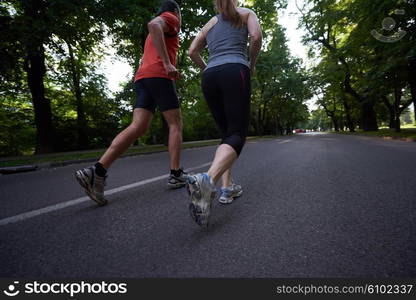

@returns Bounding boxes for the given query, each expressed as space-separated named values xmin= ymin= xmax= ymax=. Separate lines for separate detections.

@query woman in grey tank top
xmin=186 ymin=0 xmax=262 ymax=227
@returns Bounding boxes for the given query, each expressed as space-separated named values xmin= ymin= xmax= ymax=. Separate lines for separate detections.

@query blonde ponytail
xmin=215 ymin=0 xmax=243 ymax=28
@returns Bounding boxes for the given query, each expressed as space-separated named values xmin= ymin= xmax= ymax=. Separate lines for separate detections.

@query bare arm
xmin=189 ymin=17 xmax=217 ymax=70
xmin=247 ymin=10 xmax=262 ymax=73
xmin=189 ymin=31 xmax=207 ymax=70
xmin=148 ymin=16 xmax=179 ymax=78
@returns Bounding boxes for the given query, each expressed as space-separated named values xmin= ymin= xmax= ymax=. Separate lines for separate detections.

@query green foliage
xmin=299 ymin=0 xmax=416 ymax=132
xmin=306 ymin=108 xmax=332 ymax=131
xmin=1 ymin=0 xmax=314 ymax=157
xmin=252 ymin=24 xmax=311 ymax=134
xmin=0 ymin=97 xmax=36 ymax=156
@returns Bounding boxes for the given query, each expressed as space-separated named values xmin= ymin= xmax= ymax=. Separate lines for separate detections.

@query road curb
xmin=0 ymin=136 xmax=270 ymax=175
xmin=0 ymin=145 xmax=217 ymax=175
xmin=0 ymin=149 xmax=173 ymax=175
xmin=0 ymin=165 xmax=38 ymax=175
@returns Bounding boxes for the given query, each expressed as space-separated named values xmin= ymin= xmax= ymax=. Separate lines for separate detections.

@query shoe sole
xmin=186 ymin=176 xmax=216 ymax=228
xmin=167 ymin=181 xmax=186 ymax=189
xmin=75 ymin=171 xmax=107 ymax=206
xmin=189 ymin=203 xmax=207 ymax=227
xmin=218 ymin=189 xmax=243 ymax=204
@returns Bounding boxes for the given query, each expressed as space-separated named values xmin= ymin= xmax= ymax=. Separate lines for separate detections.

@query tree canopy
xmin=2 ymin=0 xmax=413 ymax=157
xmin=297 ymin=0 xmax=416 ymax=132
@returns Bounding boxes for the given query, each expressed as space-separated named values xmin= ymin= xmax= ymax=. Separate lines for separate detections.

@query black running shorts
xmin=134 ymin=78 xmax=180 ymax=113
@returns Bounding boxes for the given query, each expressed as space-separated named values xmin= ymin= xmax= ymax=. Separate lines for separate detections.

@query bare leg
xmin=207 ymin=144 xmax=237 ymax=184
xmin=99 ymin=108 xmax=153 ymax=169
xmin=162 ymin=108 xmax=183 ymax=170
xmin=221 ymin=168 xmax=233 ymax=188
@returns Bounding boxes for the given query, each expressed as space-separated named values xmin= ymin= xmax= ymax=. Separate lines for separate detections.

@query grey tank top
xmin=205 ymin=14 xmax=249 ymax=70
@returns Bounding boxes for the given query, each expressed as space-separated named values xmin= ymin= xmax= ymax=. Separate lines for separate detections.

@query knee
xmin=130 ymin=120 xmax=150 ymax=135
xmin=168 ymin=120 xmax=182 ymax=134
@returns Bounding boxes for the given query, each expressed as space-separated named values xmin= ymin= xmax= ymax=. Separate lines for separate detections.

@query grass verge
xmin=0 ymin=136 xmax=274 ymax=168
xmin=335 ymin=128 xmax=416 ymax=141
xmin=0 ymin=140 xmax=219 ymax=168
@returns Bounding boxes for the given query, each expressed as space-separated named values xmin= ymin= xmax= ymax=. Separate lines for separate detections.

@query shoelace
xmin=221 ymin=189 xmax=232 ymax=197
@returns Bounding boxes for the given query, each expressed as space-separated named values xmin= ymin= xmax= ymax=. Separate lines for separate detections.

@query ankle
xmin=170 ymin=169 xmax=182 ymax=177
xmin=205 ymin=173 xmax=216 ymax=186
xmin=94 ymin=162 xmax=107 ymax=177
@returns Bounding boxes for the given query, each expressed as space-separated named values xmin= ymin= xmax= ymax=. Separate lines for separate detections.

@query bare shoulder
xmin=236 ymin=7 xmax=256 ymax=22
xmin=237 ymin=7 xmax=254 ymax=14
xmin=208 ymin=16 xmax=219 ymax=25
xmin=202 ymin=16 xmax=219 ymax=33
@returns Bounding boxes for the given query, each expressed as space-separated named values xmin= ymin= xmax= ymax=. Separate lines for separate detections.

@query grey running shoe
xmin=186 ymin=173 xmax=217 ymax=227
xmin=168 ymin=168 xmax=188 ymax=189
xmin=75 ymin=166 xmax=107 ymax=206
xmin=219 ymin=183 xmax=243 ymax=204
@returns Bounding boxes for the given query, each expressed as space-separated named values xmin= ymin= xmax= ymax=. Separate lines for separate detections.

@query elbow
xmin=188 ymin=47 xmax=198 ymax=59
xmin=252 ymin=34 xmax=262 ymax=46
xmin=250 ymin=28 xmax=263 ymax=44
xmin=188 ymin=48 xmax=195 ymax=58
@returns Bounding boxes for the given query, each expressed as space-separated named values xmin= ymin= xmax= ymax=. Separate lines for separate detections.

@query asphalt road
xmin=0 ymin=133 xmax=415 ymax=278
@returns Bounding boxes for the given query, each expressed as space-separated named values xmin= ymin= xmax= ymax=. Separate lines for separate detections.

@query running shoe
xmin=186 ymin=173 xmax=217 ymax=227
xmin=167 ymin=168 xmax=188 ymax=188
xmin=75 ymin=166 xmax=107 ymax=206
xmin=219 ymin=183 xmax=243 ymax=204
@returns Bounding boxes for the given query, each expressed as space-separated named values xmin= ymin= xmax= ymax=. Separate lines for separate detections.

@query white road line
xmin=277 ymin=140 xmax=292 ymax=144
xmin=0 ymin=162 xmax=212 ymax=226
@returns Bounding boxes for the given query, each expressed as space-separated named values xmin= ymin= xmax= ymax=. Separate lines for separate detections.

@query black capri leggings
xmin=202 ymin=63 xmax=251 ymax=156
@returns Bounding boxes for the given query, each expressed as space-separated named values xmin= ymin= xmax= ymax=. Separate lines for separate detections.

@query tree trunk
xmin=321 ymin=104 xmax=339 ymax=132
xmin=361 ymin=102 xmax=378 ymax=131
xmin=389 ymin=115 xmax=395 ymax=129
xmin=333 ymin=118 xmax=339 ymax=132
xmin=393 ymin=84 xmax=403 ymax=133
xmin=26 ymin=50 xmax=54 ymax=154
xmin=334 ymin=49 xmax=378 ymax=131
xmin=275 ymin=117 xmax=282 ymax=135
xmin=276 ymin=117 xmax=284 ymax=135
xmin=261 ymin=104 xmax=268 ymax=133
xmin=346 ymin=84 xmax=378 ymax=131
xmin=342 ymin=96 xmax=355 ymax=132
xmin=408 ymin=57 xmax=416 ymax=124
xmin=67 ymin=41 xmax=88 ymax=149
xmin=327 ymin=114 xmax=337 ymax=131
xmin=23 ymin=0 xmax=54 ymax=154
xmin=414 ymin=100 xmax=416 ymax=125
xmin=257 ymin=107 xmax=262 ymax=135
xmin=382 ymin=96 xmax=395 ymax=129
xmin=394 ymin=115 xmax=401 ymax=133
xmin=252 ymin=112 xmax=260 ymax=136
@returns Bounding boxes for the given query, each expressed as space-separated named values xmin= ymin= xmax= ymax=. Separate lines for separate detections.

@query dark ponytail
xmin=157 ymin=0 xmax=180 ymax=16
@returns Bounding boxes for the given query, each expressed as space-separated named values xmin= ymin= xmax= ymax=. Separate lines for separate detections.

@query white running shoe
xmin=219 ymin=183 xmax=243 ymax=204
xmin=167 ymin=168 xmax=188 ymax=189
xmin=75 ymin=166 xmax=107 ymax=206
xmin=186 ymin=173 xmax=217 ymax=227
